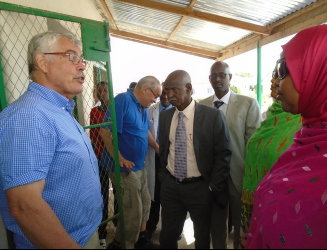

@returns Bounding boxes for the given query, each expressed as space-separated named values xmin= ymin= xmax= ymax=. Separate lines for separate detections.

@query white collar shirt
xmin=212 ymin=89 xmax=231 ymax=117
xmin=167 ymin=99 xmax=201 ymax=178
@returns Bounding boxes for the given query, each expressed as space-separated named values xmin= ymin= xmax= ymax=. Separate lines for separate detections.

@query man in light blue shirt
xmin=0 ymin=31 xmax=102 ymax=249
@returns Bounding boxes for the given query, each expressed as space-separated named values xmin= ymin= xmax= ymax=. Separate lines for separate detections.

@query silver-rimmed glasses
xmin=44 ymin=52 xmax=87 ymax=66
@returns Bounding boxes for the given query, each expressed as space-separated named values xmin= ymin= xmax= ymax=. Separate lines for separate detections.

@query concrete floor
xmin=150 ymin=212 xmax=234 ymax=249
xmin=105 ymin=187 xmax=234 ymax=249
xmin=106 ymin=212 xmax=235 ymax=249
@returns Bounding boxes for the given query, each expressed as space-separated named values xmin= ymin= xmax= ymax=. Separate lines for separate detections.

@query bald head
xmin=210 ymin=61 xmax=230 ymax=74
xmin=133 ymin=75 xmax=162 ymax=108
xmin=209 ymin=61 xmax=232 ymax=99
xmin=164 ymin=70 xmax=193 ymax=111
xmin=166 ymin=70 xmax=192 ymax=87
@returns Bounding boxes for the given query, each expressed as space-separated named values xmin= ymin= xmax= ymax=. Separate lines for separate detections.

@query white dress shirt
xmin=212 ymin=89 xmax=231 ymax=116
xmin=167 ymin=99 xmax=201 ymax=178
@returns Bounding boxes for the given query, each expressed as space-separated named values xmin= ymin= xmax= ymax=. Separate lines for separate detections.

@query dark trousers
xmin=159 ymin=170 xmax=214 ymax=249
xmin=98 ymin=164 xmax=110 ymax=239
xmin=146 ymin=154 xmax=161 ymax=232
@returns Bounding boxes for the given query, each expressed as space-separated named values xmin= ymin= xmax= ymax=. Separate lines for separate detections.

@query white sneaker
xmin=99 ymin=239 xmax=107 ymax=249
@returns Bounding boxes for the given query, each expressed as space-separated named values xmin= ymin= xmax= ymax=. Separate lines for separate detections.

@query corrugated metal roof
xmin=109 ymin=1 xmax=180 ymax=34
xmin=193 ymin=0 xmax=318 ymax=26
xmin=172 ymin=17 xmax=252 ymax=47
xmin=97 ymin=0 xmax=324 ymax=58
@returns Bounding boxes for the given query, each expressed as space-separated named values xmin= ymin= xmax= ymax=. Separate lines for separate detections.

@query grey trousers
xmin=110 ymin=168 xmax=151 ymax=249
xmin=0 ymin=214 xmax=9 ymax=249
xmin=83 ymin=230 xmax=101 ymax=249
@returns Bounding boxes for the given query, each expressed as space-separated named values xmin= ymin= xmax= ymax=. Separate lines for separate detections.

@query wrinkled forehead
xmin=164 ymin=80 xmax=184 ymax=90
xmin=54 ymin=37 xmax=83 ymax=55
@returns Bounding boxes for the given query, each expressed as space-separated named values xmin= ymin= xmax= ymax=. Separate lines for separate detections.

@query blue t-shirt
xmin=101 ymin=89 xmax=150 ymax=171
xmin=0 ymin=82 xmax=103 ymax=249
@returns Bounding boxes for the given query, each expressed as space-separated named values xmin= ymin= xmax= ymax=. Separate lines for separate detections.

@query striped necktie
xmin=174 ymin=112 xmax=187 ymax=181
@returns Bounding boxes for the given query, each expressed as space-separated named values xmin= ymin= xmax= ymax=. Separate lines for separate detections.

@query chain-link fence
xmin=0 ymin=5 xmax=123 ymax=247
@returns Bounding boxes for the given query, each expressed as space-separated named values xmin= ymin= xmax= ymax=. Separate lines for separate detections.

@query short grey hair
xmin=136 ymin=76 xmax=160 ymax=90
xmin=27 ymin=31 xmax=82 ymax=79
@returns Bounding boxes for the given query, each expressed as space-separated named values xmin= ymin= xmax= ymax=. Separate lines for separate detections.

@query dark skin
xmin=97 ymin=84 xmax=110 ymax=112
xmin=209 ymin=61 xmax=232 ymax=99
xmin=160 ymin=89 xmax=171 ymax=108
xmin=276 ymin=52 xmax=299 ymax=114
xmin=164 ymin=70 xmax=193 ymax=111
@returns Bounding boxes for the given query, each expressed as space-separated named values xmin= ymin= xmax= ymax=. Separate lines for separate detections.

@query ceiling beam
xmin=100 ymin=0 xmax=118 ymax=30
xmin=114 ymin=0 xmax=270 ymax=35
xmin=167 ymin=0 xmax=197 ymax=41
xmin=167 ymin=16 xmax=186 ymax=41
xmin=109 ymin=29 xmax=221 ymax=59
xmin=218 ymin=1 xmax=327 ymax=60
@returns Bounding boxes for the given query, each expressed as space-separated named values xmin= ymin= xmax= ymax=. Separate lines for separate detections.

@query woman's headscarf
xmin=282 ymin=24 xmax=327 ymax=125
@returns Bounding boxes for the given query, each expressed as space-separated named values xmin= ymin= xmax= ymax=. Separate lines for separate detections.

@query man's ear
xmin=186 ymin=83 xmax=193 ymax=94
xmin=141 ymin=85 xmax=148 ymax=94
xmin=229 ymin=74 xmax=233 ymax=81
xmin=35 ymin=52 xmax=48 ymax=73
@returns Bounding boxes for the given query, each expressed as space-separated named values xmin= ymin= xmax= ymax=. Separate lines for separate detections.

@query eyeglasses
xmin=43 ymin=52 xmax=87 ymax=66
xmin=277 ymin=57 xmax=289 ymax=80
xmin=272 ymin=59 xmax=278 ymax=79
xmin=148 ymin=88 xmax=160 ymax=100
xmin=209 ymin=73 xmax=229 ymax=80
xmin=272 ymin=68 xmax=279 ymax=79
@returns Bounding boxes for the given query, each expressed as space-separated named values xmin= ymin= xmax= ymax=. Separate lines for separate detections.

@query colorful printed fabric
xmin=246 ymin=25 xmax=327 ymax=249
xmin=240 ymin=100 xmax=301 ymax=247
xmin=246 ymin=121 xmax=327 ymax=249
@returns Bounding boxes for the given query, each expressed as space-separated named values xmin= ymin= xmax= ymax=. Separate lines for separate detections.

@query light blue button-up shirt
xmin=0 ymin=82 xmax=103 ymax=249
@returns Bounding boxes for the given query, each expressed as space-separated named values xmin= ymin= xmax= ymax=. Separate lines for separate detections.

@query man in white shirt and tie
xmin=200 ymin=61 xmax=261 ymax=249
xmin=159 ymin=70 xmax=231 ymax=249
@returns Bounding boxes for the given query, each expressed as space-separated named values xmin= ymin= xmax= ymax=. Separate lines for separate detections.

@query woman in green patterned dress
xmin=240 ymin=62 xmax=302 ymax=248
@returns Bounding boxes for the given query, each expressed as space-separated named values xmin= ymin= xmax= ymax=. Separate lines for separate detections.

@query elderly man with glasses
xmin=0 ymin=31 xmax=103 ymax=249
xmin=99 ymin=76 xmax=162 ymax=249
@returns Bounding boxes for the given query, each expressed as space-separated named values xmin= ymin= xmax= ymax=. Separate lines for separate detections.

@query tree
xmin=230 ymin=85 xmax=242 ymax=94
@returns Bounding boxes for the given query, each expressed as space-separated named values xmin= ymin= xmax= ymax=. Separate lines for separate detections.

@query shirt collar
xmin=127 ymin=88 xmax=141 ymax=106
xmin=213 ymin=89 xmax=231 ymax=105
xmin=28 ymin=82 xmax=75 ymax=112
xmin=174 ymin=99 xmax=195 ymax=120
xmin=159 ymin=102 xmax=173 ymax=112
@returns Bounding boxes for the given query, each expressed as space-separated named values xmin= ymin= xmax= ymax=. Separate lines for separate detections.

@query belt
xmin=170 ymin=174 xmax=204 ymax=184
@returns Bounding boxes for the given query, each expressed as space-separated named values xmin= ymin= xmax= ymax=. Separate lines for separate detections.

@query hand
xmin=155 ymin=144 xmax=159 ymax=156
xmin=119 ymin=156 xmax=135 ymax=172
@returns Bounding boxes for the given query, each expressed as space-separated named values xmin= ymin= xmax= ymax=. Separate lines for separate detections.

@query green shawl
xmin=241 ymin=100 xmax=302 ymax=232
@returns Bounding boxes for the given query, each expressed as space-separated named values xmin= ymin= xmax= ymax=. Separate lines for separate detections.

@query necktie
xmin=174 ymin=112 xmax=187 ymax=181
xmin=214 ymin=101 xmax=224 ymax=109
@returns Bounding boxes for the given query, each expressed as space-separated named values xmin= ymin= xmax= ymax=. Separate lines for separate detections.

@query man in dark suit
xmin=158 ymin=70 xmax=231 ymax=249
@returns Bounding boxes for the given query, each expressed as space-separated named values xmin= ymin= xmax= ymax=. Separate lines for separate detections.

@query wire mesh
xmin=0 ymin=9 xmax=117 ymax=245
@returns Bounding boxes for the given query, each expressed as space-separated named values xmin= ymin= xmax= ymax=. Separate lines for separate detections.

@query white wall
xmin=0 ymin=0 xmax=103 ymax=21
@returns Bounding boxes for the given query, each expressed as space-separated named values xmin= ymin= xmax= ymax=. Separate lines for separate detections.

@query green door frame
xmin=256 ymin=42 xmax=262 ymax=110
xmin=0 ymin=51 xmax=6 ymax=112
xmin=0 ymin=2 xmax=126 ymax=247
